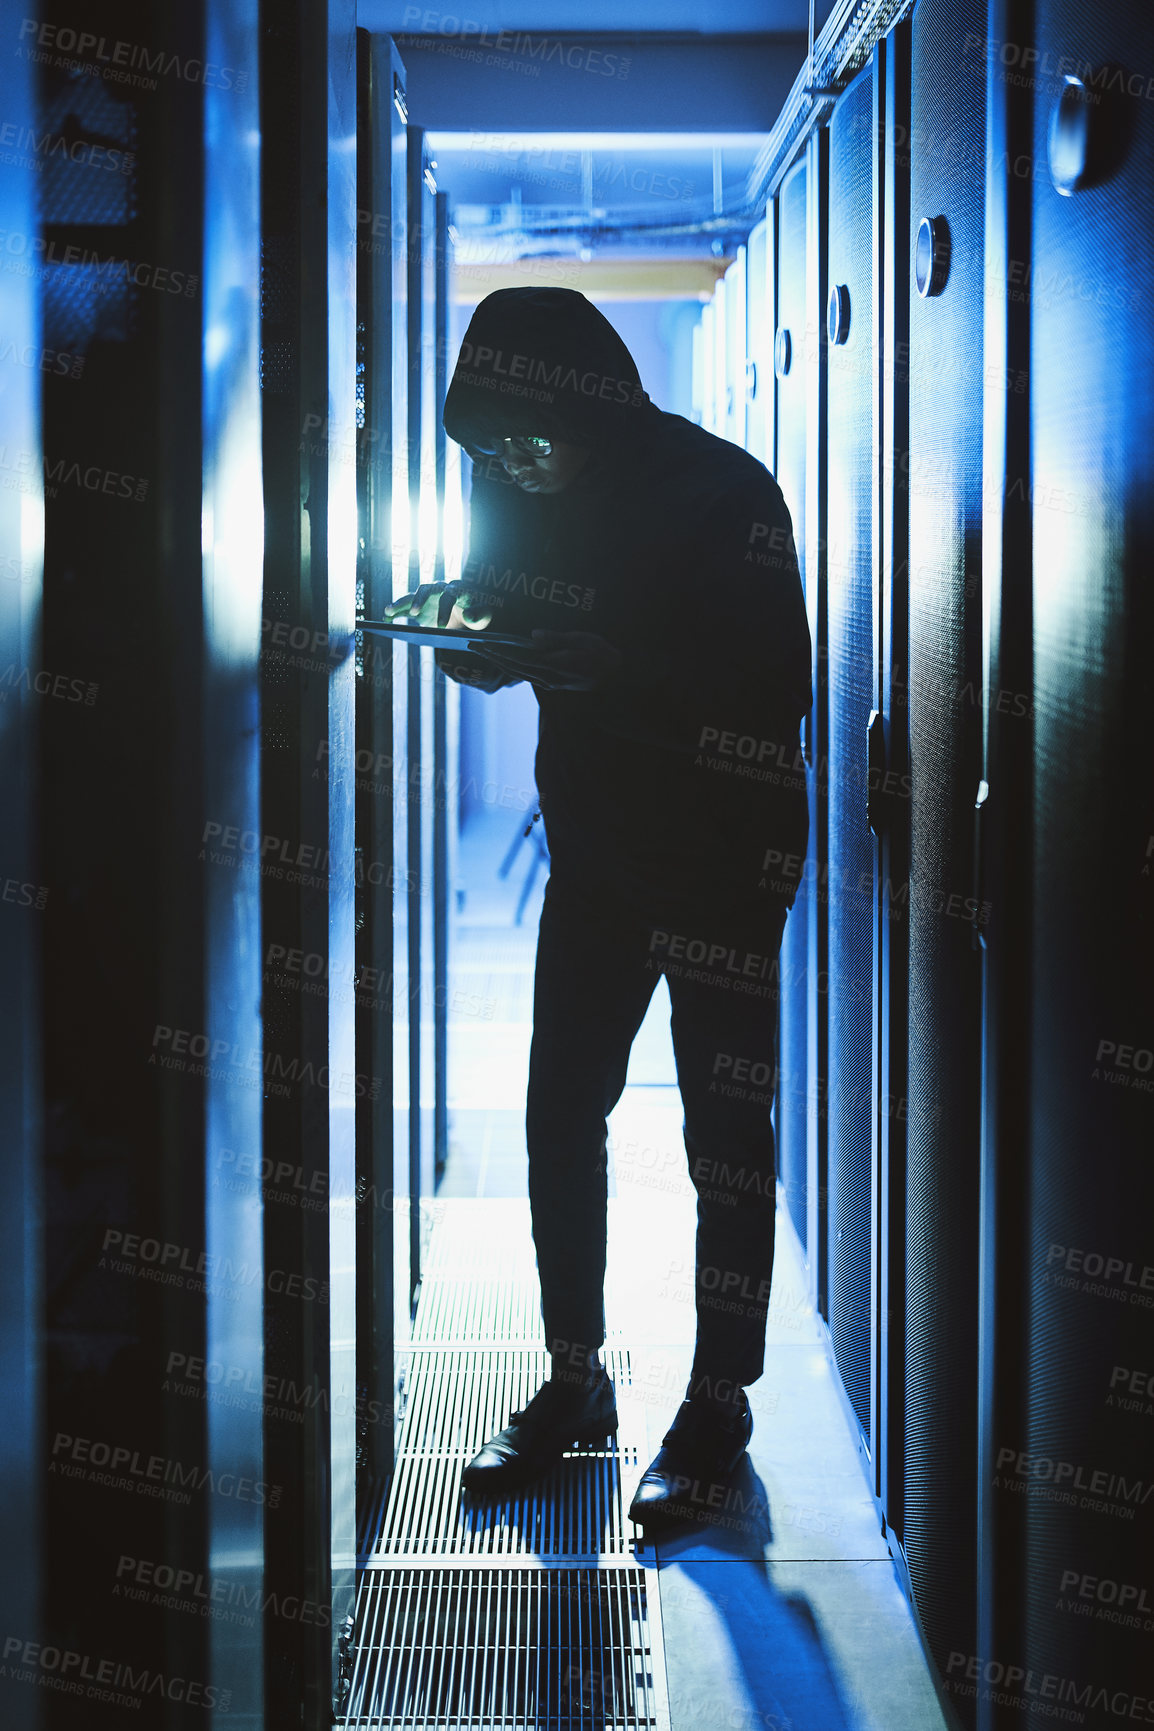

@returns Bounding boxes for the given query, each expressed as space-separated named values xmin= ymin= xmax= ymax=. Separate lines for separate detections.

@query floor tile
xmin=657 ymin=1559 xmax=951 ymax=1731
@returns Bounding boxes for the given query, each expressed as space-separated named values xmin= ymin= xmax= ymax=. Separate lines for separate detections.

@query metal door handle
xmin=828 ymin=283 xmax=851 ymax=344
xmin=971 ymin=778 xmax=989 ymax=950
xmin=915 ymin=215 xmax=951 ymax=298
xmin=1049 ymin=76 xmax=1094 ymax=195
xmin=866 ymin=709 xmax=887 ymax=836
xmin=774 ymin=327 xmax=792 ymax=378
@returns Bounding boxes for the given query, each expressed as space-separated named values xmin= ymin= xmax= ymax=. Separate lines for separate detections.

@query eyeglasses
xmin=472 ymin=433 xmax=553 ymax=459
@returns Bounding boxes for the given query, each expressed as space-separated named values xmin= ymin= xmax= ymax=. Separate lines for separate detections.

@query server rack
xmin=774 ymin=153 xmax=818 ymax=1280
xmin=31 ymin=0 xmax=266 ymax=1722
xmin=710 ymin=274 xmax=728 ymax=436
xmin=875 ymin=14 xmax=911 ymax=1554
xmin=744 ymin=216 xmax=774 ymax=472
xmin=976 ymin=0 xmax=1035 ymax=1714
xmin=0 ymin=26 xmax=42 ymax=1730
xmin=759 ymin=12 xmax=1154 ymax=1729
xmin=355 ymin=29 xmax=408 ymax=1497
xmin=824 ymin=60 xmax=881 ymax=1453
xmin=258 ymin=0 xmax=359 ymax=1718
xmin=432 ymin=188 xmax=451 ymax=1187
xmin=1015 ymin=0 xmax=1154 ymax=1722
xmin=895 ymin=0 xmax=989 ymax=1708
xmin=723 ymin=243 xmax=747 ymax=449
xmin=803 ymin=125 xmax=832 ymax=1322
xmin=405 ymin=123 xmax=439 ymax=1287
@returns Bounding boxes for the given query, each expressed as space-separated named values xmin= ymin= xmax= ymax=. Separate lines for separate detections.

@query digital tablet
xmin=356 ymin=618 xmax=537 ymax=651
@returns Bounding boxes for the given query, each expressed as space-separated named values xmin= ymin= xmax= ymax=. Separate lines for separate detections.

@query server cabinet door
xmin=259 ymin=0 xmax=359 ymax=1718
xmin=698 ymin=300 xmax=714 ymax=430
xmin=34 ymin=0 xmax=265 ymax=1723
xmin=1020 ymin=2 xmax=1154 ymax=1719
xmin=432 ymin=190 xmax=452 ymax=1186
xmin=324 ymin=6 xmax=361 ymax=1701
xmin=356 ymin=32 xmax=410 ymax=1499
xmin=406 ymin=125 xmax=439 ymax=1291
xmin=903 ymin=0 xmax=986 ymax=1703
xmin=804 ymin=130 xmax=831 ymax=1314
xmin=204 ymin=7 xmax=272 ymax=1713
xmin=355 ymin=28 xmax=391 ymax=1503
xmin=745 ymin=218 xmax=773 ymax=469
xmin=724 ymin=245 xmax=747 ymax=449
xmin=691 ymin=308 xmax=707 ymax=426
xmin=710 ymin=275 xmax=727 ymax=437
xmin=876 ymin=17 xmax=911 ymax=1536
xmin=0 ymin=24 xmax=42 ymax=1731
xmin=825 ymin=61 xmax=879 ymax=1449
xmin=774 ymin=158 xmax=815 ymax=1269
xmin=975 ymin=4 xmax=1034 ymax=1716
xmin=368 ymin=42 xmax=415 ymax=1359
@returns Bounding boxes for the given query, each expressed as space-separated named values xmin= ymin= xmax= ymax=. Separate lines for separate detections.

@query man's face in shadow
xmin=496 ymin=435 xmax=591 ymax=495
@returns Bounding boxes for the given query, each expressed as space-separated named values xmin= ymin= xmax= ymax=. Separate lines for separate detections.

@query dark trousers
xmin=525 ymin=873 xmax=790 ymax=1397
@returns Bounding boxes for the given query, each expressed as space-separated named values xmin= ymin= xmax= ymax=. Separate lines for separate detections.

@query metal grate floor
xmin=346 ymin=1202 xmax=670 ymax=1728
xmin=365 ymin=1349 xmax=639 ymax=1562
xmin=345 ymin=1567 xmax=664 ymax=1729
xmin=411 ymin=1275 xmax=544 ymax=1346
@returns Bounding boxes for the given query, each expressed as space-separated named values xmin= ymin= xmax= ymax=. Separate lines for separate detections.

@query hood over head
xmin=442 ymin=287 xmax=661 ymax=456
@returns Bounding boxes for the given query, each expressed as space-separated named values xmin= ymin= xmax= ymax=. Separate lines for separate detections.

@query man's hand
xmin=384 ymin=582 xmax=493 ymax=631
xmin=475 ymin=630 xmax=621 ymax=692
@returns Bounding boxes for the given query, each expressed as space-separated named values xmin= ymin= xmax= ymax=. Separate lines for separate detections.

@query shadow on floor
xmin=636 ymin=1458 xmax=857 ymax=1731
xmin=452 ymin=1447 xmax=626 ymax=1561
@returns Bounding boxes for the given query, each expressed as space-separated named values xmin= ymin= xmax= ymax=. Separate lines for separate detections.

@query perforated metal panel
xmin=37 ymin=83 xmax=137 ymax=226
xmin=1022 ymin=0 xmax=1154 ymax=1717
xmin=345 ymin=1568 xmax=663 ymax=1729
xmin=411 ymin=1274 xmax=543 ymax=1345
xmin=41 ymin=260 xmax=135 ymax=354
xmin=368 ymin=1349 xmax=637 ymax=1562
xmin=774 ymin=159 xmax=811 ymax=1257
xmin=259 ymin=233 xmax=296 ymax=396
xmin=903 ymin=0 xmax=986 ymax=1707
xmin=350 ymin=1203 xmax=669 ymax=1730
xmin=825 ymin=65 xmax=877 ymax=1444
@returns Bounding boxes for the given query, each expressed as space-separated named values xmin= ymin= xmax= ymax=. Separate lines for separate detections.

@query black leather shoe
xmin=461 ymin=1369 xmax=617 ymax=1495
xmin=628 ymin=1392 xmax=753 ymax=1529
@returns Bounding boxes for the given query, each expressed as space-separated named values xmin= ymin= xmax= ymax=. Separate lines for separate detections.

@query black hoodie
xmin=440 ymin=287 xmax=812 ymax=923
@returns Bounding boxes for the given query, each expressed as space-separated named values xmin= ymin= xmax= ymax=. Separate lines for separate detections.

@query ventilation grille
xmin=902 ymin=0 xmax=986 ymax=1705
xmin=408 ymin=1273 xmax=647 ymax=1349
xmin=42 ymin=260 xmax=135 ymax=355
xmin=421 ymin=1201 xmax=541 ymax=1280
xmin=345 ymin=1568 xmax=662 ymax=1730
xmin=411 ymin=1276 xmax=543 ymax=1346
xmin=825 ymin=65 xmax=877 ymax=1445
xmin=38 ymin=90 xmax=137 ymax=226
xmin=774 ymin=155 xmax=812 ymax=1260
xmin=348 ymin=1202 xmax=668 ymax=1727
xmin=364 ymin=1349 xmax=637 ymax=1562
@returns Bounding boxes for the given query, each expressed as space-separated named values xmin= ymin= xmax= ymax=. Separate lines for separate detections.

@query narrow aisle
xmin=601 ymin=1099 xmax=949 ymax=1731
xmin=346 ymin=1194 xmax=947 ymax=1729
xmin=348 ymin=1196 xmax=664 ymax=1727
xmin=343 ymin=810 xmax=950 ymax=1727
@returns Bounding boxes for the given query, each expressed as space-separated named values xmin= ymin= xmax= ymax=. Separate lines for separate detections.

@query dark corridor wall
xmin=766 ymin=3 xmax=1154 ymax=1728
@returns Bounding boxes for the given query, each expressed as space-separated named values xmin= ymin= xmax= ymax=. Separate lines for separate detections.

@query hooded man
xmin=392 ymin=287 xmax=812 ymax=1529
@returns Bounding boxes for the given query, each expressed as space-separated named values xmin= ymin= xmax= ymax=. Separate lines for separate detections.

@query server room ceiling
xmin=359 ymin=1 xmax=841 ymax=276
xmin=429 ymin=131 xmax=769 ymax=268
xmin=359 ymin=1 xmax=830 ymax=31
